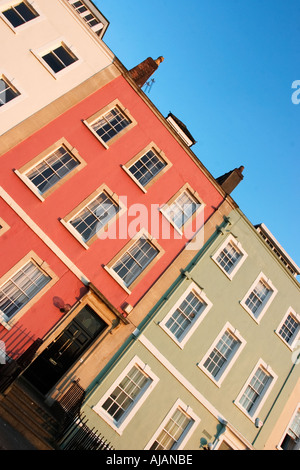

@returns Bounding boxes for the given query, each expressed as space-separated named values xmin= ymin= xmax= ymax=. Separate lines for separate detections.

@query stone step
xmin=0 ymin=399 xmax=55 ymax=450
xmin=0 ymin=381 xmax=61 ymax=450
xmin=7 ymin=384 xmax=59 ymax=434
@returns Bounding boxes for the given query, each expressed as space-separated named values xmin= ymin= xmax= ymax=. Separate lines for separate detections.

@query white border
xmin=0 ymin=70 xmax=27 ymax=113
xmin=82 ymin=119 xmax=109 ymax=149
xmin=240 ymin=272 xmax=278 ymax=324
xmin=198 ymin=322 xmax=246 ymax=386
xmin=234 ymin=358 xmax=278 ymax=422
xmin=159 ymin=189 xmax=205 ymax=236
xmin=144 ymin=398 xmax=200 ymax=450
xmin=30 ymin=38 xmax=82 ymax=79
xmin=104 ymin=228 xmax=160 ymax=294
xmin=211 ymin=234 xmax=248 ymax=280
xmin=159 ymin=282 xmax=212 ymax=348
xmin=275 ymin=307 xmax=300 ymax=351
xmin=92 ymin=355 xmax=159 ymax=435
xmin=0 ymin=0 xmax=44 ymax=34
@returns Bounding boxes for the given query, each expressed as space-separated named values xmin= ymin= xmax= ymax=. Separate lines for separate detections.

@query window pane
xmin=129 ymin=150 xmax=166 ymax=187
xmin=27 ymin=146 xmax=79 ymax=194
xmin=55 ymin=45 xmax=77 ymax=67
xmin=102 ymin=366 xmax=151 ymax=422
xmin=112 ymin=237 xmax=159 ymax=287
xmin=0 ymin=78 xmax=19 ymax=106
xmin=217 ymin=242 xmax=242 ymax=273
xmin=3 ymin=2 xmax=38 ymax=27
xmin=239 ymin=367 xmax=270 ymax=413
xmin=42 ymin=51 xmax=65 ymax=73
xmin=15 ymin=2 xmax=37 ymax=21
xmin=279 ymin=314 xmax=299 ymax=344
xmin=165 ymin=291 xmax=204 ymax=340
xmin=203 ymin=331 xmax=238 ymax=378
xmin=0 ymin=261 xmax=50 ymax=321
xmin=92 ymin=107 xmax=131 ymax=143
xmin=70 ymin=192 xmax=120 ymax=242
xmin=43 ymin=46 xmax=77 ymax=73
xmin=245 ymin=280 xmax=270 ymax=315
xmin=150 ymin=408 xmax=193 ymax=450
xmin=165 ymin=191 xmax=199 ymax=229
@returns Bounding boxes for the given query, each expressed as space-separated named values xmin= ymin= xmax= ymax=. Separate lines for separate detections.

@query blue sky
xmin=95 ymin=0 xmax=300 ymax=269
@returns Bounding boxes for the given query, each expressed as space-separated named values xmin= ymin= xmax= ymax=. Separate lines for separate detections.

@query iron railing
xmin=53 ymin=380 xmax=114 ymax=451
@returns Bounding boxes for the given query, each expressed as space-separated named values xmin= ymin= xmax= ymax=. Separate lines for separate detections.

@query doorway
xmin=23 ymin=305 xmax=108 ymax=394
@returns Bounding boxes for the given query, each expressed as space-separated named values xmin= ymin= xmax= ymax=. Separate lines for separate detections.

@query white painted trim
xmin=275 ymin=307 xmax=300 ymax=351
xmin=103 ymin=265 xmax=131 ymax=294
xmin=82 ymin=120 xmax=109 ymax=149
xmin=144 ymin=398 xmax=200 ymax=450
xmin=14 ymin=169 xmax=45 ymax=202
xmin=121 ymin=165 xmax=147 ymax=193
xmin=30 ymin=37 xmax=82 ymax=80
xmin=59 ymin=218 xmax=89 ymax=250
xmin=0 ymin=69 xmax=27 ymax=114
xmin=211 ymin=233 xmax=248 ymax=280
xmin=240 ymin=272 xmax=278 ymax=324
xmin=158 ymin=282 xmax=213 ymax=348
xmin=138 ymin=334 xmax=227 ymax=423
xmin=197 ymin=321 xmax=247 ymax=387
xmin=0 ymin=0 xmax=45 ymax=34
xmin=92 ymin=355 xmax=159 ymax=435
xmin=0 ymin=187 xmax=90 ymax=284
xmin=234 ymin=358 xmax=278 ymax=422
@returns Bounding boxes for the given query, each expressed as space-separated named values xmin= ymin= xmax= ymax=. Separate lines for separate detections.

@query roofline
xmin=255 ymin=223 xmax=300 ymax=274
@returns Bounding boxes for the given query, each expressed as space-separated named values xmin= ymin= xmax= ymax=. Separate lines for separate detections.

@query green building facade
xmin=81 ymin=208 xmax=300 ymax=450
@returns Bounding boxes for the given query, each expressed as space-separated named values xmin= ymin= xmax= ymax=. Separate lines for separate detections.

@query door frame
xmin=25 ymin=289 xmax=125 ymax=400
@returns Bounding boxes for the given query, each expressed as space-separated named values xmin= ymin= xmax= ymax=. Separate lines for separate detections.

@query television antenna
xmin=143 ymin=78 xmax=155 ymax=94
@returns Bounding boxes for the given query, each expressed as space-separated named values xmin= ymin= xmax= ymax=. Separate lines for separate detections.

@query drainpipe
xmin=252 ymin=352 xmax=300 ymax=448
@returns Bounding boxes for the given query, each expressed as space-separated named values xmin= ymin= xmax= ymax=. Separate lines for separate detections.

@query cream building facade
xmin=0 ymin=0 xmax=113 ymax=136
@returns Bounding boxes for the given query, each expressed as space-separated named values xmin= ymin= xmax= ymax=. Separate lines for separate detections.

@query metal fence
xmin=53 ymin=380 xmax=114 ymax=451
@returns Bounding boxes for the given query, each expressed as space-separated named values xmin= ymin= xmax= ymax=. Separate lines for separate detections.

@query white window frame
xmin=159 ymin=282 xmax=212 ymax=348
xmin=144 ymin=399 xmax=200 ymax=450
xmin=234 ymin=359 xmax=278 ymax=422
xmin=104 ymin=229 xmax=163 ymax=294
xmin=0 ymin=72 xmax=25 ymax=112
xmin=0 ymin=0 xmax=43 ymax=33
xmin=30 ymin=39 xmax=81 ymax=79
xmin=275 ymin=307 xmax=300 ymax=350
xmin=61 ymin=184 xmax=126 ymax=249
xmin=14 ymin=138 xmax=86 ymax=202
xmin=160 ymin=185 xmax=204 ymax=236
xmin=0 ymin=251 xmax=57 ymax=330
xmin=198 ymin=322 xmax=246 ymax=386
xmin=211 ymin=234 xmax=248 ymax=280
xmin=92 ymin=356 xmax=159 ymax=435
xmin=277 ymin=403 xmax=300 ymax=450
xmin=240 ymin=272 xmax=277 ymax=324
xmin=83 ymin=100 xmax=136 ymax=149
xmin=122 ymin=142 xmax=172 ymax=193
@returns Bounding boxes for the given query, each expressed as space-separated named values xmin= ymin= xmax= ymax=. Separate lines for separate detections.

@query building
xmin=0 ymin=0 xmax=111 ymax=138
xmin=0 ymin=2 xmax=246 ymax=449
xmin=79 ymin=207 xmax=300 ymax=450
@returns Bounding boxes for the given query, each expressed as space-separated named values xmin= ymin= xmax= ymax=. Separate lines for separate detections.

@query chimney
xmin=216 ymin=166 xmax=244 ymax=195
xmin=128 ymin=56 xmax=164 ymax=88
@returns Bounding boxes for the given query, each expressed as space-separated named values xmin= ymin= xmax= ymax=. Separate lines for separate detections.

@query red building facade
xmin=0 ymin=60 xmax=238 ymax=402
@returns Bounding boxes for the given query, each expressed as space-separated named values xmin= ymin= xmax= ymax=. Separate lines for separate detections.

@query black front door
xmin=23 ymin=305 xmax=107 ymax=394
